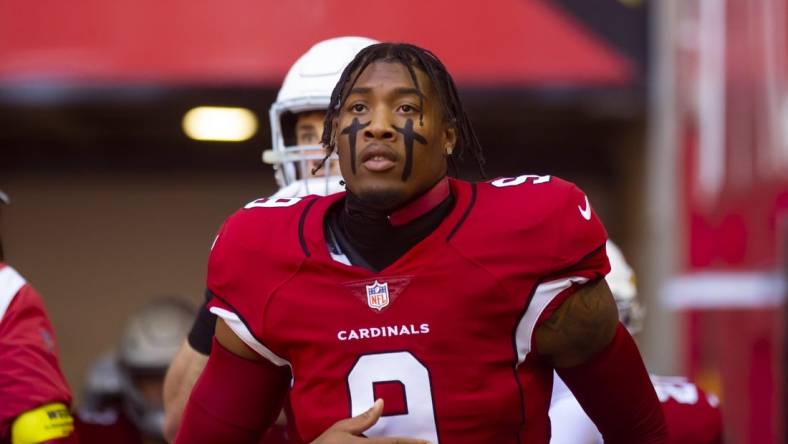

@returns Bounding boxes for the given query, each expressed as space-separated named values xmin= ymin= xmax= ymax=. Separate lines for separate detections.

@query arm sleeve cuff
xmin=175 ymin=338 xmax=290 ymax=444
xmin=556 ymin=323 xmax=667 ymax=444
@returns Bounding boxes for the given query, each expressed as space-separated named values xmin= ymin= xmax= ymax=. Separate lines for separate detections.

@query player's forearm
xmin=557 ymin=324 xmax=667 ymax=443
xmin=536 ymin=281 xmax=665 ymax=442
xmin=175 ymin=399 xmax=264 ymax=444
xmin=174 ymin=338 xmax=290 ymax=444
xmin=163 ymin=341 xmax=208 ymax=442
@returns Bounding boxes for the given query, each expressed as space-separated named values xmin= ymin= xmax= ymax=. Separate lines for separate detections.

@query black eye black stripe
xmin=340 ymin=118 xmax=371 ymax=175
xmin=392 ymin=118 xmax=427 ymax=181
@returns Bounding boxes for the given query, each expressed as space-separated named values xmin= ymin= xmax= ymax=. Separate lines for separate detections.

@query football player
xmin=76 ymin=298 xmax=195 ymax=444
xmin=162 ymin=36 xmax=379 ymax=443
xmin=175 ymin=43 xmax=668 ymax=443
xmin=0 ymin=190 xmax=79 ymax=443
xmin=549 ymin=241 xmax=723 ymax=444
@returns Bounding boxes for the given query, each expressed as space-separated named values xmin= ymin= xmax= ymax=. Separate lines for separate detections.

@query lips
xmin=360 ymin=145 xmax=399 ymax=172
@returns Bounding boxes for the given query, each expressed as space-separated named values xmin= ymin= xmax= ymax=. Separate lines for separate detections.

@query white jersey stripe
xmin=0 ymin=266 xmax=27 ymax=324
xmin=209 ymin=307 xmax=291 ymax=368
xmin=325 ymin=226 xmax=352 ymax=266
xmin=515 ymin=276 xmax=589 ymax=365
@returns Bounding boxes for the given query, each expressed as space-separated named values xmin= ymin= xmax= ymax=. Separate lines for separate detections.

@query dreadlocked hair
xmin=315 ymin=42 xmax=485 ymax=178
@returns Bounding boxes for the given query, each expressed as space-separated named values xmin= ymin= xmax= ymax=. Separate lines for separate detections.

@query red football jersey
xmin=74 ymin=408 xmax=143 ymax=444
xmin=260 ymin=425 xmax=289 ymax=444
xmin=0 ymin=263 xmax=73 ymax=439
xmin=207 ymin=176 xmax=609 ymax=443
xmin=652 ymin=376 xmax=723 ymax=444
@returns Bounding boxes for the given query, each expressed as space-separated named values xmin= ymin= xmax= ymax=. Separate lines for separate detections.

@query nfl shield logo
xmin=365 ymin=281 xmax=390 ymax=311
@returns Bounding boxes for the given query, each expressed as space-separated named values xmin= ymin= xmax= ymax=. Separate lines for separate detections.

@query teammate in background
xmin=549 ymin=241 xmax=723 ymax=444
xmin=0 ymin=190 xmax=79 ymax=444
xmin=175 ymin=42 xmax=667 ymax=443
xmin=162 ymin=36 xmax=379 ymax=443
xmin=76 ymin=298 xmax=195 ymax=444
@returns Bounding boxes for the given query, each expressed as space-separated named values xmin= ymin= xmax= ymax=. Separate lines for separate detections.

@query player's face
xmin=335 ymin=61 xmax=455 ymax=209
xmin=132 ymin=374 xmax=165 ymax=408
xmin=295 ymin=111 xmax=325 ymax=146
xmin=294 ymin=111 xmax=339 ymax=177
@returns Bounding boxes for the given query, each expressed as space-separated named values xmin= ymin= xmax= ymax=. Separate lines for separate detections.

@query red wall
xmin=674 ymin=1 xmax=788 ymax=442
xmin=0 ymin=0 xmax=632 ymax=86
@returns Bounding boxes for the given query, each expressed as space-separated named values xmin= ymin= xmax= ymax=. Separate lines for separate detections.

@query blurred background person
xmin=162 ymin=36 xmax=379 ymax=443
xmin=75 ymin=298 xmax=194 ymax=444
xmin=549 ymin=240 xmax=723 ymax=444
xmin=0 ymin=191 xmax=78 ymax=444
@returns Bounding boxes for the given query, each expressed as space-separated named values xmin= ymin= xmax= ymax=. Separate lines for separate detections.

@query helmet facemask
xmin=265 ymin=105 xmax=343 ymax=196
xmin=263 ymin=36 xmax=380 ymax=197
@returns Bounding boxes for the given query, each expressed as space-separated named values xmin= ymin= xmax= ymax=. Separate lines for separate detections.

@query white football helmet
xmin=264 ymin=36 xmax=379 ymax=197
xmin=117 ymin=298 xmax=195 ymax=438
xmin=606 ymin=240 xmax=645 ymax=335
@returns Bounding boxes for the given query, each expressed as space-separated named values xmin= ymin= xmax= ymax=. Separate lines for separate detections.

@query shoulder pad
xmin=210 ymin=196 xmax=315 ymax=257
xmin=475 ymin=174 xmax=580 ymax=228
xmin=206 ymin=195 xmax=323 ymax=360
xmin=459 ymin=175 xmax=607 ymax=274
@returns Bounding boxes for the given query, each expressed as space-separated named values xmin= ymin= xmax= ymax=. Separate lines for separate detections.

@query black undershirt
xmin=188 ymin=289 xmax=216 ymax=355
xmin=326 ymin=190 xmax=455 ymax=272
xmin=188 ymin=188 xmax=456 ymax=355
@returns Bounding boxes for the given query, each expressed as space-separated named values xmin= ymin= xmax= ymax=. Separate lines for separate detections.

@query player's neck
xmin=388 ymin=177 xmax=451 ymax=226
xmin=345 ymin=177 xmax=451 ymax=225
xmin=334 ymin=178 xmax=454 ymax=271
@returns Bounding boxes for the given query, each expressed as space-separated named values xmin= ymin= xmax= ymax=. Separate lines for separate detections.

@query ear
xmin=443 ymin=126 xmax=457 ymax=156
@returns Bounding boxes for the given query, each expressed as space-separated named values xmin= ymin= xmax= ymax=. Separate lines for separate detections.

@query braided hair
xmin=316 ymin=42 xmax=485 ymax=177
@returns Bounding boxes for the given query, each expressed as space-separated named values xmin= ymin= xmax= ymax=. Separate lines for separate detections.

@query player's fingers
xmin=336 ymin=399 xmax=384 ymax=434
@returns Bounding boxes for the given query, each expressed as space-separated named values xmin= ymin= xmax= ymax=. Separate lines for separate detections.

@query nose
xmin=363 ymin=108 xmax=396 ymax=142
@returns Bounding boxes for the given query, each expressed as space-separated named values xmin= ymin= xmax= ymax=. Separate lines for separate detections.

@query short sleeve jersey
xmin=0 ymin=263 xmax=73 ymax=440
xmin=207 ymin=175 xmax=609 ymax=443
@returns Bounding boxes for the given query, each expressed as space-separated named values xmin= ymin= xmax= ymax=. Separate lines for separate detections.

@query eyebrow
xmin=347 ymin=86 xmax=424 ymax=97
xmin=348 ymin=87 xmax=372 ymax=95
xmin=298 ymin=124 xmax=317 ymax=131
xmin=393 ymin=87 xmax=423 ymax=97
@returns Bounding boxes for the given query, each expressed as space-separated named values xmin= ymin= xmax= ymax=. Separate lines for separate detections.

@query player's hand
xmin=310 ymin=399 xmax=430 ymax=444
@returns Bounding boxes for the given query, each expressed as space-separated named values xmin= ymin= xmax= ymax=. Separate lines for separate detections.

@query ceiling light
xmin=182 ymin=106 xmax=258 ymax=142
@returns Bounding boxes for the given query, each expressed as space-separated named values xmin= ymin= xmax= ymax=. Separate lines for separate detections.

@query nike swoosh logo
xmin=578 ymin=195 xmax=592 ymax=221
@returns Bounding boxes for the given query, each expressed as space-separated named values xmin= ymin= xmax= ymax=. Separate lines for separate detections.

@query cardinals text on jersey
xmin=207 ymin=176 xmax=609 ymax=443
